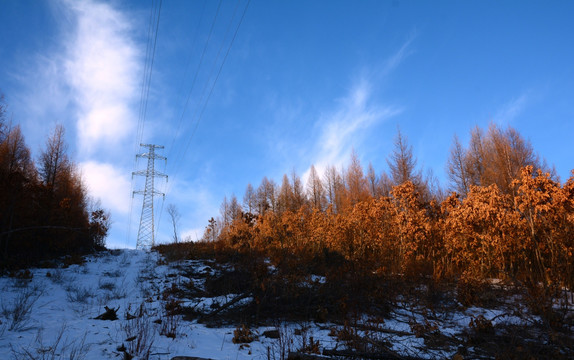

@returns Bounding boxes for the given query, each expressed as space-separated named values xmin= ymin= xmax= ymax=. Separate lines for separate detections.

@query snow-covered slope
xmin=0 ymin=250 xmax=273 ymax=360
xmin=2 ymin=249 xmax=572 ymax=360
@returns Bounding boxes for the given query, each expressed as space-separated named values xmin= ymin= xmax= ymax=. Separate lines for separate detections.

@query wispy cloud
xmin=311 ymin=79 xmax=401 ymax=174
xmin=8 ymin=54 xmax=71 ymax=148
xmin=493 ymin=93 xmax=529 ymax=125
xmin=63 ymin=0 xmax=140 ymax=156
xmin=381 ymin=29 xmax=417 ymax=77
xmin=305 ymin=33 xmax=415 ymax=178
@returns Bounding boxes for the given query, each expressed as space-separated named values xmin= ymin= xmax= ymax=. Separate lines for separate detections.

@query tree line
xmin=204 ymin=123 xmax=573 ymax=292
xmin=0 ymin=94 xmax=110 ymax=269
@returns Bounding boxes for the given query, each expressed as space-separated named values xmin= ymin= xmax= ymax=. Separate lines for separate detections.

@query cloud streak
xmin=381 ymin=29 xmax=417 ymax=77
xmin=493 ymin=93 xmax=529 ymax=125
xmin=306 ymin=34 xmax=415 ymax=177
xmin=312 ymin=79 xmax=401 ymax=172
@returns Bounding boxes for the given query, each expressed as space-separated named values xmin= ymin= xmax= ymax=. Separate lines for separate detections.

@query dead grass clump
xmin=331 ymin=320 xmax=393 ymax=355
xmin=10 ymin=325 xmax=90 ymax=360
xmin=62 ymin=254 xmax=85 ymax=268
xmin=163 ymin=298 xmax=183 ymax=316
xmin=410 ymin=318 xmax=439 ymax=338
xmin=456 ymin=276 xmax=493 ymax=307
xmin=233 ymin=324 xmax=255 ymax=344
xmin=524 ymin=281 xmax=572 ymax=330
xmin=9 ymin=269 xmax=33 ymax=280
xmin=154 ymin=241 xmax=213 ymax=262
xmin=468 ymin=314 xmax=493 ymax=335
xmin=204 ymin=268 xmax=253 ymax=297
xmin=65 ymin=284 xmax=94 ymax=304
xmin=159 ymin=314 xmax=180 ymax=339
xmin=1 ymin=285 xmax=43 ymax=331
xmin=121 ymin=303 xmax=155 ymax=360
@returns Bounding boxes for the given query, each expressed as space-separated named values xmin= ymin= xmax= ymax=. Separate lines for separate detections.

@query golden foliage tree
xmin=207 ymin=125 xmax=573 ymax=293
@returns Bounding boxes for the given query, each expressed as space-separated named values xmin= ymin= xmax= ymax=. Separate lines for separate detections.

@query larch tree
xmin=446 ymin=134 xmax=470 ymax=196
xmin=307 ymin=165 xmax=326 ymax=210
xmin=324 ymin=165 xmax=338 ymax=207
xmin=220 ymin=194 xmax=242 ymax=227
xmin=463 ymin=123 xmax=545 ymax=196
xmin=324 ymin=165 xmax=347 ymax=213
xmin=256 ymin=177 xmax=277 ymax=215
xmin=387 ymin=128 xmax=422 ymax=188
xmin=0 ymin=93 xmax=7 ymax=141
xmin=39 ymin=125 xmax=70 ymax=191
xmin=346 ymin=150 xmax=368 ymax=205
xmin=486 ymin=124 xmax=543 ymax=195
xmin=243 ymin=183 xmax=256 ymax=214
xmin=38 ymin=125 xmax=88 ymax=233
xmin=277 ymin=174 xmax=294 ymax=213
xmin=377 ymin=171 xmax=393 ymax=197
xmin=290 ymin=169 xmax=307 ymax=210
xmin=167 ymin=203 xmax=181 ymax=243
xmin=0 ymin=126 xmax=35 ymax=183
xmin=465 ymin=125 xmax=485 ymax=188
xmin=366 ymin=162 xmax=379 ymax=198
xmin=0 ymin=97 xmax=110 ymax=266
xmin=0 ymin=126 xmax=36 ymax=261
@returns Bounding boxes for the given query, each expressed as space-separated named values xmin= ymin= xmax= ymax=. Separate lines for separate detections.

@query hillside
xmin=1 ymin=248 xmax=572 ymax=359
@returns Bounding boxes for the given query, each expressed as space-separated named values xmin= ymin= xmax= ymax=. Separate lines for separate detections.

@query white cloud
xmin=80 ymin=161 xmax=131 ymax=215
xmin=63 ymin=0 xmax=140 ymax=155
xmin=494 ymin=93 xmax=529 ymax=125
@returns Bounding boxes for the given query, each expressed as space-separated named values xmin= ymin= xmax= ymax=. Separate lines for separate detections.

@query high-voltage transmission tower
xmin=133 ymin=144 xmax=167 ymax=250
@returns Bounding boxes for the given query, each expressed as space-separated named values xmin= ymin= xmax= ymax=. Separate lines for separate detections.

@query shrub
xmin=1 ymin=284 xmax=43 ymax=331
xmin=233 ymin=324 xmax=255 ymax=344
xmin=65 ymin=284 xmax=94 ymax=304
xmin=121 ymin=303 xmax=155 ymax=360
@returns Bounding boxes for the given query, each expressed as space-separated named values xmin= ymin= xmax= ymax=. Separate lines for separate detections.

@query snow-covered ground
xmin=1 ymin=250 xmax=266 ymax=360
xmin=1 ymin=249 xmax=571 ymax=359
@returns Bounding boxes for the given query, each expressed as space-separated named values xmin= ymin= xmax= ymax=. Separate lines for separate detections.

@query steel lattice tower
xmin=133 ymin=144 xmax=167 ymax=250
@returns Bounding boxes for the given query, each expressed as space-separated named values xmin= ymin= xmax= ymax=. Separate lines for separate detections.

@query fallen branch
xmin=95 ymin=306 xmax=119 ymax=320
xmin=199 ymin=293 xmax=252 ymax=320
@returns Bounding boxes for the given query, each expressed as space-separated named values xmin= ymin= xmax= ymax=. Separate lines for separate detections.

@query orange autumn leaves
xmin=210 ymin=126 xmax=573 ymax=291
xmin=216 ymin=167 xmax=573 ymax=289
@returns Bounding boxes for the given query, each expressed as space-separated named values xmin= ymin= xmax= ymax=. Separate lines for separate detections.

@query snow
xmin=1 ymin=249 xmax=570 ymax=359
xmin=1 ymin=250 xmax=263 ymax=359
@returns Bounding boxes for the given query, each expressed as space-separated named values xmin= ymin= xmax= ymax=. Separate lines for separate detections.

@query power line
xmin=172 ymin=0 xmax=208 ymax=118
xmin=136 ymin=0 xmax=163 ymax=148
xmin=168 ymin=0 xmax=251 ymax=194
xmin=158 ymin=0 xmax=234 ymax=235
xmin=139 ymin=0 xmax=163 ymax=145
xmin=128 ymin=0 xmax=251 ymax=244
xmin=167 ymin=0 xmax=223 ymax=162
xmin=128 ymin=0 xmax=163 ymax=247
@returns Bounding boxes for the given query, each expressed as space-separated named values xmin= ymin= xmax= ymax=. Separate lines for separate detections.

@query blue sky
xmin=1 ymin=0 xmax=573 ymax=248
